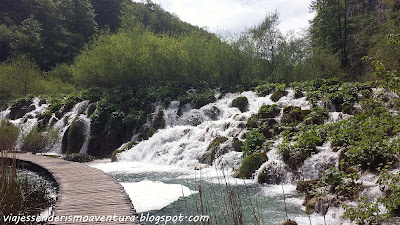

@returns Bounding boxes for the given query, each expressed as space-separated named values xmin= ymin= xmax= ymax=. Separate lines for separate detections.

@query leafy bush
xmin=342 ymin=197 xmax=386 ymax=225
xmin=344 ymin=138 xmax=395 ymax=171
xmin=0 ymin=120 xmax=19 ymax=150
xmin=255 ymin=83 xmax=286 ymax=96
xmin=242 ymin=129 xmax=267 ymax=158
xmin=304 ymin=106 xmax=329 ymax=125
xmin=21 ymin=127 xmax=59 ymax=153
xmin=379 ymin=170 xmax=400 ymax=216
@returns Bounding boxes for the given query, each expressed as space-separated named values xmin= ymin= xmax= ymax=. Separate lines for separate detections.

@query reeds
xmin=0 ymin=140 xmax=52 ymax=221
xmin=185 ymin=169 xmax=264 ymax=225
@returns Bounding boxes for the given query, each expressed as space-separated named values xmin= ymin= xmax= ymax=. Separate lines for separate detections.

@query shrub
xmin=255 ymin=83 xmax=286 ymax=96
xmin=0 ymin=120 xmax=19 ymax=150
xmin=342 ymin=197 xmax=386 ymax=225
xmin=379 ymin=171 xmax=400 ymax=216
xmin=238 ymin=152 xmax=268 ymax=179
xmin=21 ymin=127 xmax=59 ymax=153
xmin=242 ymin=129 xmax=266 ymax=158
xmin=281 ymin=106 xmax=311 ymax=124
xmin=344 ymin=138 xmax=395 ymax=171
xmin=304 ymin=106 xmax=329 ymax=125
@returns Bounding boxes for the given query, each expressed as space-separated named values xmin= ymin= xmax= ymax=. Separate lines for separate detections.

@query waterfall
xmin=119 ymin=90 xmax=313 ymax=174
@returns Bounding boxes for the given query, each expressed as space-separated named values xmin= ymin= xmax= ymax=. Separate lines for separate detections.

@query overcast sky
xmin=136 ymin=0 xmax=314 ymax=35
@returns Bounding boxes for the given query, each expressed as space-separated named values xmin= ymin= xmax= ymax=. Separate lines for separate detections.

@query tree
xmin=89 ymin=0 xmax=126 ymax=32
xmin=310 ymin=0 xmax=348 ymax=67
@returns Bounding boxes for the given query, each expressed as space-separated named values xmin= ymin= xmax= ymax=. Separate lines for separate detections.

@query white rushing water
xmin=1 ymin=90 xmax=361 ymax=224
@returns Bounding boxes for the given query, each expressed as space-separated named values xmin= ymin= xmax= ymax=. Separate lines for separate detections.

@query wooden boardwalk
xmin=13 ymin=153 xmax=139 ymax=225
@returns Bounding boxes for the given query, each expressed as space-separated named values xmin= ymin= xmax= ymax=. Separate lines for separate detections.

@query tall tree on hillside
xmin=310 ymin=0 xmax=348 ymax=67
xmin=89 ymin=0 xmax=126 ymax=32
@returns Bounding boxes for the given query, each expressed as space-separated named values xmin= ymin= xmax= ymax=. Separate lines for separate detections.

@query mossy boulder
xmin=203 ymin=105 xmax=221 ymax=120
xmin=87 ymin=102 xmax=97 ymax=117
xmin=232 ymin=97 xmax=249 ymax=112
xmin=258 ymin=104 xmax=280 ymax=118
xmin=304 ymin=106 xmax=329 ymax=125
xmin=281 ymin=106 xmax=311 ymax=124
xmin=200 ymin=136 xmax=229 ymax=165
xmin=271 ymin=90 xmax=287 ymax=102
xmin=66 ymin=118 xmax=86 ymax=154
xmin=238 ymin=152 xmax=268 ymax=179
xmin=64 ymin=153 xmax=94 ymax=163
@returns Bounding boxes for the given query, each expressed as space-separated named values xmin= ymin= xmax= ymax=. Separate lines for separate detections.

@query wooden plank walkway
xmin=12 ymin=153 xmax=139 ymax=225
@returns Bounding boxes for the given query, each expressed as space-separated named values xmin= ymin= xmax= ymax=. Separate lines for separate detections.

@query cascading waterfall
xmin=118 ymin=90 xmax=333 ymax=183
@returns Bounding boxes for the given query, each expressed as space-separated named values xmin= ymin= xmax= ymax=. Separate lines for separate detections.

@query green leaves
xmin=242 ymin=129 xmax=267 ymax=158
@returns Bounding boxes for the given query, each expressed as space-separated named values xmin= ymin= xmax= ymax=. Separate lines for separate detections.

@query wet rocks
xmin=231 ymin=96 xmax=248 ymax=112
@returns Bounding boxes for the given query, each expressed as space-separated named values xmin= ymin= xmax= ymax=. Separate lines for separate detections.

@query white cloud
xmin=137 ymin=0 xmax=314 ymax=35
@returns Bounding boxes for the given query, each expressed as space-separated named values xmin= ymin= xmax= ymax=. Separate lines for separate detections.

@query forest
xmin=0 ymin=0 xmax=398 ymax=108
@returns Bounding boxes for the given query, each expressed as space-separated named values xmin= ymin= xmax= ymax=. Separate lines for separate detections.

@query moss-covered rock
xmin=145 ymin=127 xmax=157 ymax=140
xmin=200 ymin=136 xmax=229 ymax=165
xmin=111 ymin=142 xmax=136 ymax=162
xmin=281 ymin=106 xmax=311 ymax=124
xmin=238 ymin=152 xmax=268 ymax=179
xmin=67 ymin=118 xmax=86 ymax=154
xmin=64 ymin=153 xmax=94 ymax=163
xmin=232 ymin=96 xmax=248 ymax=112
xmin=87 ymin=102 xmax=97 ymax=117
xmin=258 ymin=104 xmax=280 ymax=118
xmin=271 ymin=90 xmax=287 ymax=102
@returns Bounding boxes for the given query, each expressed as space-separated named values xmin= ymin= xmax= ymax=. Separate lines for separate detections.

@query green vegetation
xmin=238 ymin=152 xmax=268 ymax=179
xmin=241 ymin=129 xmax=267 ymax=158
xmin=0 ymin=120 xmax=19 ymax=150
xmin=0 ymin=153 xmax=53 ymax=219
xmin=21 ymin=127 xmax=59 ymax=154
xmin=232 ymin=97 xmax=248 ymax=112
